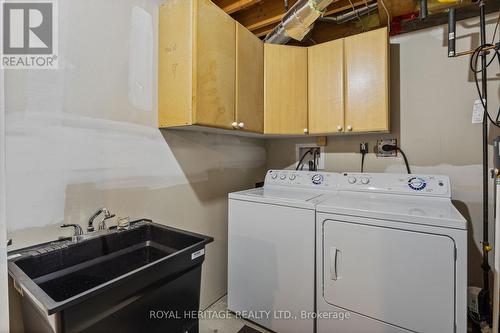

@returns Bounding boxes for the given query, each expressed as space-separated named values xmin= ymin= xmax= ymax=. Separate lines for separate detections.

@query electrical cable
xmin=361 ymin=152 xmax=366 ymax=172
xmin=470 ymin=43 xmax=500 ymax=129
xmin=296 ymin=149 xmax=313 ymax=170
xmin=314 ymin=149 xmax=320 ymax=171
xmin=382 ymin=145 xmax=411 ymax=174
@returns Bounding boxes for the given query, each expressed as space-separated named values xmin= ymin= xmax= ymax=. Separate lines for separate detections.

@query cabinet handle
xmin=231 ymin=122 xmax=238 ymax=129
xmin=347 ymin=125 xmax=353 ymax=132
xmin=303 ymin=128 xmax=309 ymax=134
xmin=238 ymin=122 xmax=245 ymax=129
xmin=336 ymin=125 xmax=343 ymax=132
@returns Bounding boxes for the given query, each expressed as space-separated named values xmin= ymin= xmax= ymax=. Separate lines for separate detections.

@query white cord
xmin=379 ymin=0 xmax=391 ymax=32
xmin=348 ymin=0 xmax=366 ymax=31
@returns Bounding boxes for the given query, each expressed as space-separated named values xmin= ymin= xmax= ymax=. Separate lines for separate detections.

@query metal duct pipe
xmin=265 ymin=0 xmax=338 ymax=44
xmin=317 ymin=2 xmax=378 ymax=24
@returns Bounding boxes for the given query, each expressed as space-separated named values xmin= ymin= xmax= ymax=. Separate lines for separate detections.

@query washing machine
xmin=228 ymin=169 xmax=340 ymax=333
xmin=316 ymin=173 xmax=467 ymax=333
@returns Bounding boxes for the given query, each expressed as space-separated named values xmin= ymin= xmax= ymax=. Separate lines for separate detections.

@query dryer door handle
xmin=329 ymin=247 xmax=340 ymax=280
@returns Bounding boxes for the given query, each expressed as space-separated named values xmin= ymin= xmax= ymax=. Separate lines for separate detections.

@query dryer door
xmin=322 ymin=219 xmax=456 ymax=333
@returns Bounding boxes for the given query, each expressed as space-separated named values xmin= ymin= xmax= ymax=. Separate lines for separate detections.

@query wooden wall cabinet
xmin=344 ymin=27 xmax=389 ymax=133
xmin=308 ymin=39 xmax=344 ymax=135
xmin=308 ymin=27 xmax=389 ymax=135
xmin=235 ymin=23 xmax=264 ymax=133
xmin=264 ymin=44 xmax=308 ymax=135
xmin=159 ymin=0 xmax=236 ymax=130
xmin=159 ymin=0 xmax=388 ymax=137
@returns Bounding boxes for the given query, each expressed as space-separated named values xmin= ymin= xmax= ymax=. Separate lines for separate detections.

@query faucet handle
xmin=61 ymin=224 xmax=84 ymax=236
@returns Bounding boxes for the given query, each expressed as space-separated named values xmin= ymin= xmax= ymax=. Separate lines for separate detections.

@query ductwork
xmin=265 ymin=0 xmax=337 ymax=44
xmin=317 ymin=2 xmax=378 ymax=24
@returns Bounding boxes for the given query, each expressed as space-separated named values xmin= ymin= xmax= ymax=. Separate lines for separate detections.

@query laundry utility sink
xmin=8 ymin=219 xmax=213 ymax=333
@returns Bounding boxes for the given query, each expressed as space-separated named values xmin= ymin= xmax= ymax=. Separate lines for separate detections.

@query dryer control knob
xmin=348 ymin=177 xmax=357 ymax=184
xmin=271 ymin=173 xmax=278 ymax=179
xmin=280 ymin=174 xmax=287 ymax=180
xmin=289 ymin=174 xmax=296 ymax=180
xmin=361 ymin=177 xmax=370 ymax=184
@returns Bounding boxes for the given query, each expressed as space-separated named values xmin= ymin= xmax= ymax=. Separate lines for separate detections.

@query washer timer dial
xmin=311 ymin=174 xmax=324 ymax=185
xmin=408 ymin=177 xmax=427 ymax=191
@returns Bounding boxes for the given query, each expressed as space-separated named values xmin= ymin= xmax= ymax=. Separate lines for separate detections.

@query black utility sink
xmin=8 ymin=219 xmax=213 ymax=333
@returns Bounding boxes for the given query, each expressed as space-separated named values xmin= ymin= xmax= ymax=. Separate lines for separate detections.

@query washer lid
xmin=229 ymin=187 xmax=325 ymax=209
xmin=316 ymin=191 xmax=467 ymax=229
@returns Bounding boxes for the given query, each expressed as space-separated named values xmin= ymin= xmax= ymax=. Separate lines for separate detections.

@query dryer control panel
xmin=265 ymin=170 xmax=340 ymax=190
xmin=340 ymin=173 xmax=451 ymax=198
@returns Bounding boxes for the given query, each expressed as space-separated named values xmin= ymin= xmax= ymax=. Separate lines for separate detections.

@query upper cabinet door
xmin=308 ymin=39 xmax=344 ymax=135
xmin=194 ymin=0 xmax=236 ymax=129
xmin=236 ymin=23 xmax=264 ymax=133
xmin=345 ymin=27 xmax=389 ymax=133
xmin=264 ymin=44 xmax=308 ymax=135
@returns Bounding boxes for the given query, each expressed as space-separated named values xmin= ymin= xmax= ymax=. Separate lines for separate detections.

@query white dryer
xmin=316 ymin=173 xmax=467 ymax=333
xmin=228 ymin=169 xmax=339 ymax=333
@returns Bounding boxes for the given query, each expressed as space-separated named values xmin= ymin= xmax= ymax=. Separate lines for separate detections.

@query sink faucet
xmin=88 ymin=208 xmax=115 ymax=232
xmin=60 ymin=224 xmax=84 ymax=239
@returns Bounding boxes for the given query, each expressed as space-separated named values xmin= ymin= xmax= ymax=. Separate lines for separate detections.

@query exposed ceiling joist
xmin=212 ymin=0 xmax=262 ymax=14
xmin=234 ymin=0 xmax=377 ymax=33
xmin=377 ymin=0 xmax=415 ymax=25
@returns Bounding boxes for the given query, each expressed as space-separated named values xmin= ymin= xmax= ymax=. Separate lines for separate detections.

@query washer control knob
xmin=289 ymin=174 xmax=296 ymax=180
xmin=311 ymin=174 xmax=324 ymax=185
xmin=271 ymin=173 xmax=278 ymax=179
xmin=408 ymin=177 xmax=427 ymax=191
xmin=280 ymin=174 xmax=287 ymax=180
xmin=348 ymin=177 xmax=357 ymax=184
xmin=361 ymin=177 xmax=370 ymax=184
xmin=231 ymin=122 xmax=238 ymax=128
xmin=347 ymin=125 xmax=353 ymax=132
xmin=238 ymin=122 xmax=245 ymax=129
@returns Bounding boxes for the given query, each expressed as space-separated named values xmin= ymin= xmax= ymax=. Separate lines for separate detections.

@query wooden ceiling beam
xmin=377 ymin=0 xmax=415 ymax=25
xmin=213 ymin=0 xmax=263 ymax=14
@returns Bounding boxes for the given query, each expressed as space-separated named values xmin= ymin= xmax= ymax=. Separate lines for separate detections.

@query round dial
xmin=289 ymin=174 xmax=296 ymax=180
xmin=348 ymin=177 xmax=357 ymax=184
xmin=280 ymin=174 xmax=287 ymax=180
xmin=408 ymin=177 xmax=427 ymax=191
xmin=311 ymin=174 xmax=324 ymax=185
xmin=361 ymin=177 xmax=370 ymax=185
xmin=271 ymin=173 xmax=278 ymax=179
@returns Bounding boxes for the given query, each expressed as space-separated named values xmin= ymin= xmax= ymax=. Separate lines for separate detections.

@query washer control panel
xmin=265 ymin=170 xmax=339 ymax=189
xmin=340 ymin=173 xmax=451 ymax=197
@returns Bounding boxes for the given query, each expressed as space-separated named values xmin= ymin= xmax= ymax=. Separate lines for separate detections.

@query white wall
xmin=5 ymin=1 xmax=266 ymax=329
xmin=267 ymin=12 xmax=500 ymax=287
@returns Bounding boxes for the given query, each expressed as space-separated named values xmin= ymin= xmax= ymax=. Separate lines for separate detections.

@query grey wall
xmin=266 ymin=12 xmax=500 ymax=287
xmin=5 ymin=1 xmax=266 ymax=330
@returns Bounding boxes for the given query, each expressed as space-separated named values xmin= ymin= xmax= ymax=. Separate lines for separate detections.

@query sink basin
xmin=8 ymin=219 xmax=213 ymax=333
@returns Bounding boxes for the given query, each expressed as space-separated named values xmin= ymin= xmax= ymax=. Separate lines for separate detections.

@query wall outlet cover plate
xmin=377 ymin=139 xmax=397 ymax=157
xmin=295 ymin=144 xmax=325 ymax=170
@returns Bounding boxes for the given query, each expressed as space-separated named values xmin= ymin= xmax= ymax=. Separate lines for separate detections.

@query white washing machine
xmin=316 ymin=173 xmax=467 ymax=333
xmin=228 ymin=169 xmax=339 ymax=333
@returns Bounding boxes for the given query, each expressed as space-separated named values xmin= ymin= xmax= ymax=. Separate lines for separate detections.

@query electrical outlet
xmin=360 ymin=142 xmax=368 ymax=154
xmin=296 ymin=144 xmax=325 ymax=170
xmin=377 ymin=139 xmax=397 ymax=157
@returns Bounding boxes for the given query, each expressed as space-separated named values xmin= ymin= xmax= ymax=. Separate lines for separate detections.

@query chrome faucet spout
xmin=88 ymin=208 xmax=115 ymax=232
